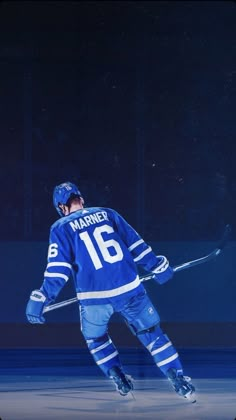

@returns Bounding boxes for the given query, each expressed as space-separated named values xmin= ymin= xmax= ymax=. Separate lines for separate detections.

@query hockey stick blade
xmin=43 ymin=224 xmax=231 ymax=313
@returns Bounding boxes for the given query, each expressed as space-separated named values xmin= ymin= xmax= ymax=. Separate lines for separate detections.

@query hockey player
xmin=26 ymin=181 xmax=196 ymax=402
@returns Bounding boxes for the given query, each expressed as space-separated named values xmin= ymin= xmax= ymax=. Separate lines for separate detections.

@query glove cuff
xmin=30 ymin=290 xmax=47 ymax=303
xmin=152 ymin=255 xmax=169 ymax=274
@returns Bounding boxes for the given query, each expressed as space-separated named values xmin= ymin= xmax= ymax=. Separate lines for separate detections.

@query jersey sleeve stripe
xmin=47 ymin=262 xmax=72 ymax=269
xmin=133 ymin=246 xmax=152 ymax=262
xmin=44 ymin=271 xmax=69 ymax=282
xmin=128 ymin=239 xmax=144 ymax=251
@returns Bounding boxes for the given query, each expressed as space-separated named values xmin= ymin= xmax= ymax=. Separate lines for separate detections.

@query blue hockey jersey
xmin=40 ymin=207 xmax=161 ymax=306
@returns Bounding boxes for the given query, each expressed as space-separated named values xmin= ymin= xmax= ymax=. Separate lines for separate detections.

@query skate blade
xmin=185 ymin=392 xmax=197 ymax=404
xmin=130 ymin=390 xmax=136 ymax=400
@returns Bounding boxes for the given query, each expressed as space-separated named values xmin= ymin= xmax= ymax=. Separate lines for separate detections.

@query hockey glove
xmin=152 ymin=255 xmax=174 ymax=285
xmin=26 ymin=289 xmax=48 ymax=324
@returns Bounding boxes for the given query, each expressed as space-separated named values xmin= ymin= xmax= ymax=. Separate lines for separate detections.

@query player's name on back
xmin=69 ymin=211 xmax=109 ymax=232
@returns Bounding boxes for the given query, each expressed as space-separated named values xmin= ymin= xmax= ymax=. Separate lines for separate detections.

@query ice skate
xmin=167 ymin=368 xmax=196 ymax=403
xmin=108 ymin=366 xmax=134 ymax=396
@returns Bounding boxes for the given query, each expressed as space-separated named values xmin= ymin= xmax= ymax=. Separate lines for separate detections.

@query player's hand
xmin=26 ymin=289 xmax=47 ymax=324
xmin=152 ymin=255 xmax=174 ymax=285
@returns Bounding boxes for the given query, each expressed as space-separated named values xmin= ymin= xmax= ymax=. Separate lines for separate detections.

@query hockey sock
xmin=137 ymin=325 xmax=183 ymax=376
xmin=86 ymin=333 xmax=122 ymax=376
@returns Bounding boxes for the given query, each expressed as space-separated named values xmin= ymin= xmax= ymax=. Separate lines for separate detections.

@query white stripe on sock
xmin=96 ymin=351 xmax=118 ymax=365
xmin=151 ymin=341 xmax=172 ymax=356
xmin=90 ymin=339 xmax=112 ymax=354
xmin=156 ymin=352 xmax=179 ymax=367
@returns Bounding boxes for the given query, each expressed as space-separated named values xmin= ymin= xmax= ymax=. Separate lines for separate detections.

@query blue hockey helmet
xmin=53 ymin=182 xmax=82 ymax=217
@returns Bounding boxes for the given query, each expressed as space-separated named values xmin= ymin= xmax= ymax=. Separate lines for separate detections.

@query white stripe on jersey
xmin=47 ymin=262 xmax=73 ymax=269
xmin=133 ymin=246 xmax=152 ymax=262
xmin=77 ymin=276 xmax=140 ymax=300
xmin=128 ymin=239 xmax=144 ymax=252
xmin=44 ymin=272 xmax=69 ymax=282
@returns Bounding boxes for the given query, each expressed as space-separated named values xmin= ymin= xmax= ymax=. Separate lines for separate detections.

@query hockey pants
xmin=80 ymin=291 xmax=183 ymax=377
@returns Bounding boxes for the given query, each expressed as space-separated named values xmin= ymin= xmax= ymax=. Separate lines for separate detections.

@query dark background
xmin=0 ymin=1 xmax=236 ymax=344
xmin=1 ymin=0 xmax=236 ymax=241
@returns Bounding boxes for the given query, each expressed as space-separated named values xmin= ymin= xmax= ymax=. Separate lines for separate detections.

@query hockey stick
xmin=43 ymin=224 xmax=231 ymax=314
xmin=140 ymin=223 xmax=231 ymax=281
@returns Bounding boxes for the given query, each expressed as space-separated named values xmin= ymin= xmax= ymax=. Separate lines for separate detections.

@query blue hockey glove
xmin=152 ymin=255 xmax=174 ymax=285
xmin=26 ymin=289 xmax=48 ymax=324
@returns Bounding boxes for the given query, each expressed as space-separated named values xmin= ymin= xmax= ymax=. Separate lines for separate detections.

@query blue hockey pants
xmin=80 ymin=290 xmax=183 ymax=377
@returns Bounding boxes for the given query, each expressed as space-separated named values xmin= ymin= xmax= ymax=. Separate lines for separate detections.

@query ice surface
xmin=0 ymin=376 xmax=235 ymax=420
